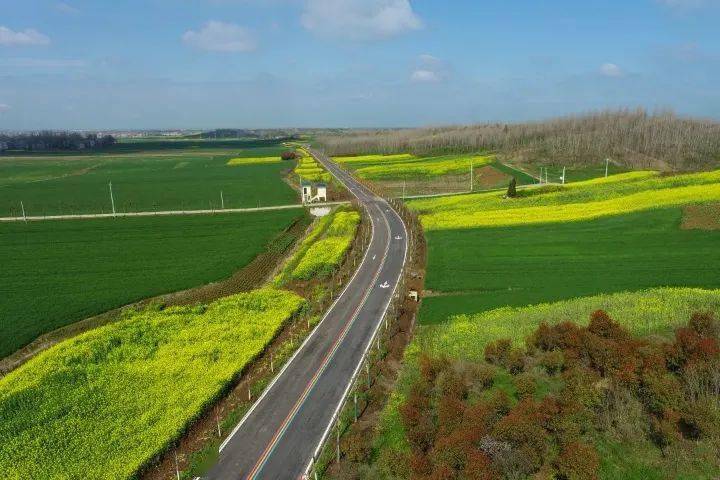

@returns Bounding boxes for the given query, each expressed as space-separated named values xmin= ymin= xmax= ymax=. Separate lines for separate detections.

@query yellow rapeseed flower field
xmin=411 ymin=169 xmax=720 ymax=230
xmin=335 ymin=153 xmax=416 ymax=164
xmin=226 ymin=156 xmax=281 ymax=166
xmin=292 ymin=210 xmax=360 ymax=280
xmin=335 ymin=153 xmax=492 ymax=180
xmin=0 ymin=288 xmax=305 ymax=479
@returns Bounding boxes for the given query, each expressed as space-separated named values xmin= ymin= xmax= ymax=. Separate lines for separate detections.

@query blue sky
xmin=1 ymin=0 xmax=719 ymax=129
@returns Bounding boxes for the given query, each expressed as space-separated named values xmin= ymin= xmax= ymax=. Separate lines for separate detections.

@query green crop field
xmin=0 ymin=210 xmax=304 ymax=358
xmin=0 ymin=139 xmax=297 ymax=217
xmin=0 ymin=287 xmax=305 ymax=479
xmin=409 ymin=170 xmax=720 ymax=324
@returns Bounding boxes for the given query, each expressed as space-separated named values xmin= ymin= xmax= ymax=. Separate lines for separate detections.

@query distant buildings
xmin=0 ymin=132 xmax=114 ymax=152
xmin=301 ymin=181 xmax=328 ymax=203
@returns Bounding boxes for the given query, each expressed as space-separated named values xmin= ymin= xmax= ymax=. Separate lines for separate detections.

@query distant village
xmin=0 ymin=131 xmax=116 ymax=153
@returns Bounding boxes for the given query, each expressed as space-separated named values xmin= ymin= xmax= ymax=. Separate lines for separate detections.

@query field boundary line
xmin=0 ymin=201 xmax=351 ymax=222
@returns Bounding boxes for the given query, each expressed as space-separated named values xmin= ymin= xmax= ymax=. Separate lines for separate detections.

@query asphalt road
xmin=205 ymin=150 xmax=408 ymax=479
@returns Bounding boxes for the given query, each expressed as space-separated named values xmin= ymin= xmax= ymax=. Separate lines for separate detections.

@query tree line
xmin=0 ymin=131 xmax=116 ymax=153
xmin=319 ymin=109 xmax=720 ymax=171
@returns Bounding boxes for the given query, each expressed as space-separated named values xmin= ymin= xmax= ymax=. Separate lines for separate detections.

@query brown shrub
xmin=539 ymin=349 xmax=565 ymax=374
xmin=436 ymin=367 xmax=467 ymax=400
xmin=437 ymin=395 xmax=465 ymax=435
xmin=492 ymin=399 xmax=550 ymax=469
xmin=587 ymin=310 xmax=627 ymax=342
xmin=409 ymin=451 xmax=432 ymax=477
xmin=529 ymin=322 xmax=584 ymax=361
xmin=689 ymin=311 xmax=720 ymax=338
xmin=474 ymin=363 xmax=497 ymax=389
xmin=555 ymin=441 xmax=599 ymax=480
xmin=649 ymin=409 xmax=682 ymax=450
xmin=484 ymin=339 xmax=513 ymax=365
xmin=464 ymin=450 xmax=497 ymax=480
xmin=513 ymin=372 xmax=537 ymax=399
xmin=639 ymin=372 xmax=685 ymax=415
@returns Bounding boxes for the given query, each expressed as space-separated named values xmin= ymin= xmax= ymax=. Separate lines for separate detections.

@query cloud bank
xmin=0 ymin=26 xmax=50 ymax=47
xmin=301 ymin=0 xmax=422 ymax=40
xmin=183 ymin=21 xmax=257 ymax=52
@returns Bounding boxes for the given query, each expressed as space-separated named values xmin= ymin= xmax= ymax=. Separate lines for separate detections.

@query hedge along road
xmin=205 ymin=149 xmax=408 ymax=480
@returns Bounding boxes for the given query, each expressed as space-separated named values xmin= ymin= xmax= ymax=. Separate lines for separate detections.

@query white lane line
xmin=218 ymin=197 xmax=376 ymax=453
xmin=302 ymin=156 xmax=409 ymax=479
xmin=249 ymin=202 xmax=392 ymax=479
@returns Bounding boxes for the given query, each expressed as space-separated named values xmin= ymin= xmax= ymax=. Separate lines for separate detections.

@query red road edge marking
xmin=246 ymin=205 xmax=390 ymax=480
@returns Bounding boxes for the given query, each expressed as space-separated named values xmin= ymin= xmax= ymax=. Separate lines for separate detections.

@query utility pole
xmin=20 ymin=201 xmax=26 ymax=223
xmin=561 ymin=166 xmax=566 ymax=185
xmin=402 ymin=179 xmax=406 ymax=199
xmin=220 ymin=190 xmax=225 ymax=210
xmin=470 ymin=159 xmax=474 ymax=192
xmin=605 ymin=158 xmax=609 ymax=178
xmin=174 ymin=452 xmax=180 ymax=480
xmin=109 ymin=182 xmax=116 ymax=217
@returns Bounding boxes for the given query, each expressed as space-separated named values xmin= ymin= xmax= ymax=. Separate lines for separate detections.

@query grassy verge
xmin=275 ymin=207 xmax=360 ymax=284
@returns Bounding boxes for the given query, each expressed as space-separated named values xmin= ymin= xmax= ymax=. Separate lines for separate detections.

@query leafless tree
xmin=318 ymin=109 xmax=720 ymax=171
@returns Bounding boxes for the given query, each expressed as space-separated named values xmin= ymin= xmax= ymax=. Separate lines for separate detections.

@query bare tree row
xmin=318 ymin=109 xmax=720 ymax=171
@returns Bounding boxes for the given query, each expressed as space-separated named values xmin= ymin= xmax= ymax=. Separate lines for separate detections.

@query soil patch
xmin=682 ymin=203 xmax=720 ymax=230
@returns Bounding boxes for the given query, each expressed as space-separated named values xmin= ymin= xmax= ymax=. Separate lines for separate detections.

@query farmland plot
xmin=408 ymin=170 xmax=720 ymax=324
xmin=0 ymin=288 xmax=305 ymax=479
xmin=0 ymin=210 xmax=304 ymax=358
xmin=0 ymin=139 xmax=296 ymax=216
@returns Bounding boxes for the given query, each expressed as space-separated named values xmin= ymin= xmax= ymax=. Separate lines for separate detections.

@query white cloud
xmin=599 ymin=63 xmax=623 ymax=77
xmin=182 ymin=21 xmax=257 ymax=52
xmin=301 ymin=0 xmax=422 ymax=40
xmin=418 ymin=54 xmax=440 ymax=65
xmin=657 ymin=0 xmax=719 ymax=8
xmin=410 ymin=69 xmax=441 ymax=83
xmin=56 ymin=2 xmax=80 ymax=14
xmin=410 ymin=54 xmax=448 ymax=83
xmin=0 ymin=26 xmax=50 ymax=47
xmin=0 ymin=104 xmax=10 ymax=113
xmin=0 ymin=58 xmax=86 ymax=68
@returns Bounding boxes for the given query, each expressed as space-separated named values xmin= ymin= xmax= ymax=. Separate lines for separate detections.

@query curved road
xmin=205 ymin=150 xmax=408 ymax=479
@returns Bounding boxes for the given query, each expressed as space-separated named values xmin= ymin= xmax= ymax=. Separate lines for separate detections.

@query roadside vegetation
xmin=324 ymin=146 xmax=720 ymax=478
xmin=0 ymin=288 xmax=306 ymax=479
xmin=275 ymin=207 xmax=360 ymax=284
xmin=366 ymin=289 xmax=720 ymax=480
xmin=0 ymin=199 xmax=364 ymax=479
xmin=295 ymin=154 xmax=331 ymax=183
